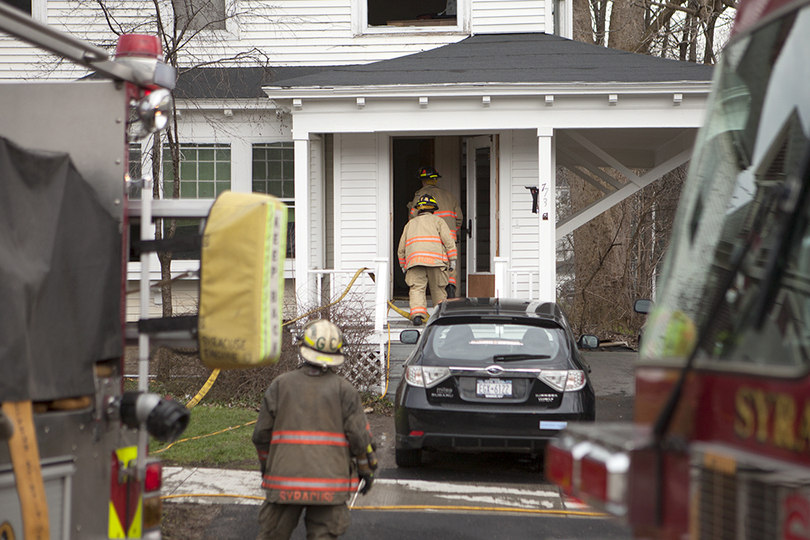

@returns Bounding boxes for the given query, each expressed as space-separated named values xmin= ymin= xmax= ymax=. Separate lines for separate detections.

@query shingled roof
xmin=267 ymin=33 xmax=714 ymax=89
xmin=173 ymin=66 xmax=329 ymax=99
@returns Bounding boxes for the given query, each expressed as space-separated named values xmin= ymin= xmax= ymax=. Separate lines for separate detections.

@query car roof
xmin=431 ymin=298 xmax=568 ymax=326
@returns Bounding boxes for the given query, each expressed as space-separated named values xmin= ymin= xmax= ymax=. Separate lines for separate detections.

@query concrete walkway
xmin=162 ymin=466 xmax=595 ymax=514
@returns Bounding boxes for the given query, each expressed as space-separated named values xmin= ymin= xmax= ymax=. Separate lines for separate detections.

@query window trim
xmin=351 ymin=0 xmax=470 ymax=36
xmin=171 ymin=0 xmax=241 ymax=39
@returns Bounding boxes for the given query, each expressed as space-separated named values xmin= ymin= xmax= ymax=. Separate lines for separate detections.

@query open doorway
xmin=391 ymin=137 xmax=465 ymax=298
xmin=392 ymin=138 xmax=434 ymax=299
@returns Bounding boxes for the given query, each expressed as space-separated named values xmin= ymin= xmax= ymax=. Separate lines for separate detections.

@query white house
xmin=0 ymin=0 xmax=714 ymax=335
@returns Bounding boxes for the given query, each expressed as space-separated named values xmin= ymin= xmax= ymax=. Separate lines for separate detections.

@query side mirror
xmin=400 ymin=329 xmax=420 ymax=345
xmin=578 ymin=335 xmax=599 ymax=350
xmin=634 ymin=299 xmax=653 ymax=314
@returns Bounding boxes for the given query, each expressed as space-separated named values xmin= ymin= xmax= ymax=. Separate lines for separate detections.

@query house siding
xmin=471 ymin=0 xmax=545 ymax=34
xmin=0 ymin=0 xmax=554 ymax=80
xmin=507 ymin=129 xmax=541 ymax=298
xmin=0 ymin=0 xmax=152 ymax=80
xmin=334 ymin=132 xmax=378 ymax=310
xmin=310 ymin=137 xmax=323 ymax=272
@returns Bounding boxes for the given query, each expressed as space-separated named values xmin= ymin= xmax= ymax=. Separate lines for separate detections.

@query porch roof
xmin=266 ymin=33 xmax=714 ymax=90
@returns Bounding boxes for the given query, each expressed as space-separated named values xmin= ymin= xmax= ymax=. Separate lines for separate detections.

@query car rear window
xmin=426 ymin=322 xmax=566 ymax=363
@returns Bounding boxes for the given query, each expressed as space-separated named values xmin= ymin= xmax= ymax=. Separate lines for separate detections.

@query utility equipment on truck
xmin=0 ymin=4 xmax=190 ymax=538
xmin=546 ymin=0 xmax=810 ymax=537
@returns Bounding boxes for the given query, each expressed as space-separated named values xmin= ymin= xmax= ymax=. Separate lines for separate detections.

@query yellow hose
xmin=185 ymin=267 xmax=373 ymax=409
xmin=387 ymin=300 xmax=411 ymax=319
xmin=159 ymin=493 xmax=607 ymax=517
xmin=152 ymin=420 xmax=257 ymax=454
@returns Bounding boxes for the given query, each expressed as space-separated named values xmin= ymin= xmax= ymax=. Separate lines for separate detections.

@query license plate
xmin=476 ymin=379 xmax=512 ymax=398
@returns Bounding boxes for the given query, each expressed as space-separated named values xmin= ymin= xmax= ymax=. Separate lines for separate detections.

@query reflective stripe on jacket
xmin=397 ymin=213 xmax=457 ymax=271
xmin=252 ymin=366 xmax=373 ymax=505
xmin=408 ymin=186 xmax=463 ymax=240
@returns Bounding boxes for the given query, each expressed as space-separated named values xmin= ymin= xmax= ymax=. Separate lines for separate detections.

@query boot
xmin=412 ymin=316 xmax=423 ymax=327
xmin=446 ymin=284 xmax=456 ymax=298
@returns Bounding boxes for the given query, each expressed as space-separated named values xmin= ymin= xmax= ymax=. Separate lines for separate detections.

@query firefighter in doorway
xmin=252 ymin=319 xmax=378 ymax=540
xmin=407 ymin=166 xmax=463 ymax=298
xmin=399 ymin=194 xmax=457 ymax=326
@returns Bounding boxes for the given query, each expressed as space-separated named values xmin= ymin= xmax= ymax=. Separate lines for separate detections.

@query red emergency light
xmin=112 ymin=33 xmax=175 ymax=92
xmin=114 ymin=34 xmax=163 ymax=61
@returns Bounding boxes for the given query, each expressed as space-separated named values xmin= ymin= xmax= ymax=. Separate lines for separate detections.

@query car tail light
xmin=145 ymin=460 xmax=161 ymax=492
xmin=538 ymin=370 xmax=586 ymax=392
xmin=405 ymin=366 xmax=451 ymax=388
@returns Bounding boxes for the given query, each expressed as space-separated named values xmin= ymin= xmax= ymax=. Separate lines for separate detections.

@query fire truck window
xmin=641 ymin=5 xmax=810 ymax=374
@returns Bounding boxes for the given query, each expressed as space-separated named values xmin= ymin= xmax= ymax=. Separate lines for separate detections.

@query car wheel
xmin=395 ymin=448 xmax=422 ymax=468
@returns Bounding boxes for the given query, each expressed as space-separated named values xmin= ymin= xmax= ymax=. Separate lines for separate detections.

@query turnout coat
xmin=252 ymin=366 xmax=374 ymax=505
xmin=398 ymin=212 xmax=457 ymax=272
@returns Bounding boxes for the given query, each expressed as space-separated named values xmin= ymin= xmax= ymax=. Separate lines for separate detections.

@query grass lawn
xmin=150 ymin=404 xmax=259 ymax=470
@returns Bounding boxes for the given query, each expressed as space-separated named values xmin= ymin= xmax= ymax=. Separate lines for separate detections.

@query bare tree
xmin=565 ymin=0 xmax=732 ymax=343
xmin=575 ymin=0 xmax=736 ymax=62
xmin=70 ymin=0 xmax=277 ymax=317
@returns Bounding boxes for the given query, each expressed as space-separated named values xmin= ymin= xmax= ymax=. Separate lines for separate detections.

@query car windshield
xmin=424 ymin=322 xmax=567 ymax=365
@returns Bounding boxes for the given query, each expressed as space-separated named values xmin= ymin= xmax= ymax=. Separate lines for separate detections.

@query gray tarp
xmin=0 ymin=137 xmax=122 ymax=402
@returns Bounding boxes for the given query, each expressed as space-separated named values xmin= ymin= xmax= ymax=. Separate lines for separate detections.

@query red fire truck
xmin=0 ymin=4 xmax=190 ymax=539
xmin=546 ymin=0 xmax=810 ymax=538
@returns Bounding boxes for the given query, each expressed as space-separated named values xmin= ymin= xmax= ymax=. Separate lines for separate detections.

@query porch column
xmin=293 ymin=131 xmax=312 ymax=304
xmin=537 ymin=129 xmax=556 ymax=302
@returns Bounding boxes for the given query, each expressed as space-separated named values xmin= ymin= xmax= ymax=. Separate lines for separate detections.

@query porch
xmin=306 ymin=258 xmax=542 ymax=398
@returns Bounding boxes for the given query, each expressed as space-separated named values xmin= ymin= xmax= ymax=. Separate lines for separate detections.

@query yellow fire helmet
xmin=415 ymin=194 xmax=439 ymax=212
xmin=299 ymin=319 xmax=345 ymax=367
xmin=418 ymin=166 xmax=441 ymax=185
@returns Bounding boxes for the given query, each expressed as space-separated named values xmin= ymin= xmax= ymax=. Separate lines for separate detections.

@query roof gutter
xmin=262 ymin=81 xmax=713 ymax=100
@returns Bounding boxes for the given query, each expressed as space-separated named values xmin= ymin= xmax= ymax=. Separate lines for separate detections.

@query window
xmin=172 ymin=0 xmax=226 ymax=32
xmin=2 ymin=0 xmax=31 ymax=14
xmin=368 ymin=0 xmax=454 ymax=27
xmin=163 ymin=144 xmax=231 ymax=199
xmin=253 ymin=142 xmax=295 ymax=258
xmin=128 ymin=143 xmax=143 ymax=199
xmin=427 ymin=323 xmax=565 ymax=364
xmin=252 ymin=142 xmax=294 ymax=197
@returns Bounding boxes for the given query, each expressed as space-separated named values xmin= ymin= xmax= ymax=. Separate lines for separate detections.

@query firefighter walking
xmin=252 ymin=319 xmax=378 ymax=540
xmin=407 ymin=166 xmax=463 ymax=297
xmin=398 ymin=194 xmax=457 ymax=326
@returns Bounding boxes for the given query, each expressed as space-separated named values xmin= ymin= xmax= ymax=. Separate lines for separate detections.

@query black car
xmin=394 ymin=297 xmax=598 ymax=468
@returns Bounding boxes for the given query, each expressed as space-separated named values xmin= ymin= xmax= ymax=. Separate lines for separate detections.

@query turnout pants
xmin=256 ymin=501 xmax=350 ymax=540
xmin=405 ymin=265 xmax=449 ymax=320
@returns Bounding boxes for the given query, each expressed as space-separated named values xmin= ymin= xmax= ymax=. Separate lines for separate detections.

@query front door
xmin=465 ymin=136 xmax=497 ymax=297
